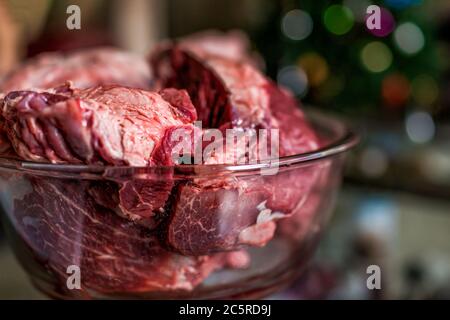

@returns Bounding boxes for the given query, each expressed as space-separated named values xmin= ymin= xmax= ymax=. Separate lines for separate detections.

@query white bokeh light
xmin=405 ymin=111 xmax=435 ymax=144
xmin=281 ymin=9 xmax=313 ymax=41
xmin=359 ymin=146 xmax=389 ymax=178
xmin=277 ymin=66 xmax=308 ymax=97
xmin=394 ymin=22 xmax=425 ymax=55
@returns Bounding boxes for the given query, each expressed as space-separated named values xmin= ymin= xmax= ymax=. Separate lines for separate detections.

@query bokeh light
xmin=382 ymin=73 xmax=411 ymax=107
xmin=405 ymin=111 xmax=435 ymax=144
xmin=361 ymin=41 xmax=393 ymax=73
xmin=356 ymin=197 xmax=398 ymax=239
xmin=281 ymin=9 xmax=313 ymax=41
xmin=277 ymin=66 xmax=308 ymax=97
xmin=297 ymin=52 xmax=329 ymax=87
xmin=394 ymin=22 xmax=425 ymax=55
xmin=359 ymin=146 xmax=389 ymax=178
xmin=367 ymin=7 xmax=396 ymax=37
xmin=324 ymin=5 xmax=354 ymax=35
xmin=421 ymin=149 xmax=450 ymax=185
xmin=411 ymin=75 xmax=439 ymax=107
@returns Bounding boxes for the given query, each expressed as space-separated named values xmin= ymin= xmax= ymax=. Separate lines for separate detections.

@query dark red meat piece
xmin=11 ymin=177 xmax=225 ymax=295
xmin=0 ymin=48 xmax=153 ymax=156
xmin=152 ymin=48 xmax=272 ymax=129
xmin=176 ymin=30 xmax=256 ymax=65
xmin=151 ymin=45 xmax=322 ymax=255
xmin=267 ymin=84 xmax=320 ymax=156
xmin=0 ymin=48 xmax=152 ymax=92
xmin=1 ymin=85 xmax=195 ymax=165
xmin=164 ymin=180 xmax=272 ymax=255
xmin=1 ymin=84 xmax=197 ymax=228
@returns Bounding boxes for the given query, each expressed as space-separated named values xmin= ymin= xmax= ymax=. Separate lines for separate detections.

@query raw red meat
xmin=0 ymin=48 xmax=152 ymax=92
xmin=1 ymin=84 xmax=194 ymax=165
xmin=151 ymin=45 xmax=322 ymax=255
xmin=170 ymin=30 xmax=261 ymax=68
xmin=1 ymin=36 xmax=325 ymax=294
xmin=152 ymin=47 xmax=273 ymax=129
xmin=151 ymin=44 xmax=319 ymax=154
xmin=1 ymin=84 xmax=197 ymax=228
xmin=11 ymin=177 xmax=225 ymax=295
xmin=267 ymin=84 xmax=321 ymax=156
xmin=0 ymin=48 xmax=153 ymax=156
xmin=164 ymin=178 xmax=273 ymax=255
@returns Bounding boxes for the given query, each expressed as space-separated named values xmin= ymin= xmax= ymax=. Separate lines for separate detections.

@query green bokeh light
xmin=324 ymin=5 xmax=354 ymax=35
xmin=361 ymin=41 xmax=393 ymax=73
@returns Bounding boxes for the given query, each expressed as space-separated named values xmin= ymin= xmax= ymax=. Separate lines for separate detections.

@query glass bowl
xmin=0 ymin=110 xmax=358 ymax=299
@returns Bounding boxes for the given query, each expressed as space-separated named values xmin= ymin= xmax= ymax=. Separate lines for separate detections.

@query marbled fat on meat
xmin=151 ymin=45 xmax=321 ymax=255
xmin=12 ymin=177 xmax=225 ymax=294
xmin=1 ymin=84 xmax=197 ymax=228
xmin=0 ymin=48 xmax=153 ymax=156
xmin=0 ymin=48 xmax=152 ymax=92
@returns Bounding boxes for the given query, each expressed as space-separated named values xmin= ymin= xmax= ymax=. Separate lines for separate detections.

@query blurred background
xmin=0 ymin=0 xmax=449 ymax=299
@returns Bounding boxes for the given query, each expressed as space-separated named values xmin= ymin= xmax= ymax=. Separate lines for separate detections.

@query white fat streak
xmin=256 ymin=200 xmax=284 ymax=224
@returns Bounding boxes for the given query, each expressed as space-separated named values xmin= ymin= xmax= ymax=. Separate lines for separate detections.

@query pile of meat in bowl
xmin=0 ymin=32 xmax=356 ymax=299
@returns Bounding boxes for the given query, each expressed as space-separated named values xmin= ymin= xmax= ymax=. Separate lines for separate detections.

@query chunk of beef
xmin=0 ymin=48 xmax=152 ymax=92
xmin=11 ymin=177 xmax=225 ymax=295
xmin=1 ymin=84 xmax=197 ymax=228
xmin=2 ymin=84 xmax=194 ymax=165
xmin=151 ymin=46 xmax=321 ymax=255
xmin=267 ymin=84 xmax=320 ymax=156
xmin=164 ymin=179 xmax=272 ymax=255
xmin=175 ymin=30 xmax=261 ymax=68
xmin=0 ymin=48 xmax=153 ymax=156
xmin=151 ymin=45 xmax=319 ymax=154
xmin=151 ymin=47 xmax=273 ymax=129
xmin=163 ymin=164 xmax=322 ymax=256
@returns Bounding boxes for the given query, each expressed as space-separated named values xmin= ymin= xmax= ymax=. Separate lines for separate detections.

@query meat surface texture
xmin=0 ymin=48 xmax=152 ymax=92
xmin=151 ymin=45 xmax=322 ymax=255
xmin=0 ymin=48 xmax=153 ymax=156
xmin=152 ymin=47 xmax=272 ymax=129
xmin=11 ymin=177 xmax=225 ymax=295
xmin=1 ymin=84 xmax=197 ymax=228
xmin=164 ymin=179 xmax=273 ymax=255
xmin=173 ymin=30 xmax=261 ymax=68
xmin=2 ymin=84 xmax=195 ymax=165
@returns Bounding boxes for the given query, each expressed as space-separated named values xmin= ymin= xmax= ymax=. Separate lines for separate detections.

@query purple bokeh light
xmin=366 ymin=7 xmax=396 ymax=37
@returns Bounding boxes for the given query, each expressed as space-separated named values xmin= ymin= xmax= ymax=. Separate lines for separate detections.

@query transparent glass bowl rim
xmin=0 ymin=110 xmax=359 ymax=179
